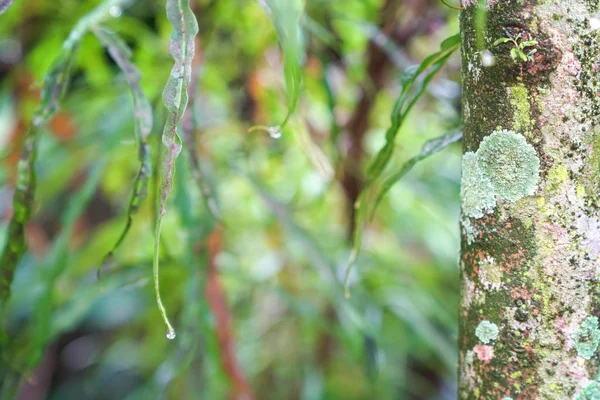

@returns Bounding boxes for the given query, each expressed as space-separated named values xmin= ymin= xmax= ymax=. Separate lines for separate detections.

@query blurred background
xmin=0 ymin=0 xmax=462 ymax=398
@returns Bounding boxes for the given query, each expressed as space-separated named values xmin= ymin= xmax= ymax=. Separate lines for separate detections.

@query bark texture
xmin=459 ymin=0 xmax=600 ymax=398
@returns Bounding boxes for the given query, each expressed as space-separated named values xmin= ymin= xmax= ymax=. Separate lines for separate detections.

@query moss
xmin=476 ymin=320 xmax=500 ymax=344
xmin=573 ymin=316 xmax=600 ymax=360
xmin=461 ymin=152 xmax=497 ymax=218
xmin=476 ymin=130 xmax=540 ymax=201
xmin=510 ymin=85 xmax=533 ymax=135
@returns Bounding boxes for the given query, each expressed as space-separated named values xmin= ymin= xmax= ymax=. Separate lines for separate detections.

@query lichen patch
xmin=476 ymin=130 xmax=540 ymax=201
xmin=572 ymin=316 xmax=600 ymax=360
xmin=461 ymin=152 xmax=497 ymax=219
xmin=476 ymin=320 xmax=500 ymax=344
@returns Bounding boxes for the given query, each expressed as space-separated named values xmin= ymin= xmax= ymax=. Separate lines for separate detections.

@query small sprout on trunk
xmin=493 ymin=31 xmax=538 ymax=63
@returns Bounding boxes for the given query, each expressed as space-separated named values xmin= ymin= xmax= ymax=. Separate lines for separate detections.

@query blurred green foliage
xmin=0 ymin=0 xmax=462 ymax=399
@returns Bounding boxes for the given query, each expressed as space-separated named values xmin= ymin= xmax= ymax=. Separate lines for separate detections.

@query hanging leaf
xmin=0 ymin=0 xmax=132 ymax=308
xmin=253 ymin=0 xmax=304 ymax=136
xmin=154 ymin=0 xmax=199 ymax=340
xmin=94 ymin=27 xmax=153 ymax=277
xmin=372 ymin=129 xmax=462 ymax=215
xmin=345 ymin=34 xmax=460 ymax=295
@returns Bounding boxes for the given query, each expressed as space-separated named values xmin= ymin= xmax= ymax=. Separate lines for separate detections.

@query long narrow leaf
xmin=154 ymin=0 xmax=198 ymax=340
xmin=345 ymin=34 xmax=460 ymax=295
xmin=372 ymin=130 xmax=462 ymax=214
xmin=94 ymin=28 xmax=153 ymax=277
xmin=0 ymin=0 xmax=132 ymax=309
xmin=5 ymin=163 xmax=105 ymax=372
xmin=254 ymin=0 xmax=304 ymax=136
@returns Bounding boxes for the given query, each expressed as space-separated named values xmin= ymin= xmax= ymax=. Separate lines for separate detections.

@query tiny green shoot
xmin=493 ymin=32 xmax=537 ymax=63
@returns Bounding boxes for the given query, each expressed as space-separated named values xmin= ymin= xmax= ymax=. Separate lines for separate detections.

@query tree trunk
xmin=459 ymin=1 xmax=600 ymax=398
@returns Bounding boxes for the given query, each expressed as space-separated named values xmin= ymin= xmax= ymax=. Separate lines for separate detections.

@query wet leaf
xmin=256 ymin=0 xmax=304 ymax=133
xmin=94 ymin=27 xmax=153 ymax=277
xmin=154 ymin=0 xmax=199 ymax=339
xmin=0 ymin=0 xmax=132 ymax=310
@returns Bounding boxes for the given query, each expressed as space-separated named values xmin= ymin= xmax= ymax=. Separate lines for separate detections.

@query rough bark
xmin=459 ymin=1 xmax=600 ymax=399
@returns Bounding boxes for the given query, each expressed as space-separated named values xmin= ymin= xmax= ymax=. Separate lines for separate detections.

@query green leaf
xmin=257 ymin=0 xmax=304 ymax=132
xmin=16 ymin=163 xmax=105 ymax=371
xmin=94 ymin=27 xmax=153 ymax=277
xmin=345 ymin=34 xmax=460 ymax=295
xmin=493 ymin=37 xmax=512 ymax=46
xmin=0 ymin=0 xmax=132 ymax=312
xmin=519 ymin=51 xmax=528 ymax=62
xmin=520 ymin=40 xmax=538 ymax=47
xmin=154 ymin=0 xmax=199 ymax=340
xmin=372 ymin=130 xmax=462 ymax=215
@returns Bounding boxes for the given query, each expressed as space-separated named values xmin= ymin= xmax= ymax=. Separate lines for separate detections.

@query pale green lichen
xmin=475 ymin=320 xmax=499 ymax=344
xmin=476 ymin=130 xmax=540 ymax=201
xmin=460 ymin=130 xmax=540 ymax=227
xmin=461 ymin=152 xmax=497 ymax=218
xmin=573 ymin=316 xmax=600 ymax=360
xmin=577 ymin=379 xmax=600 ymax=400
xmin=461 ymin=130 xmax=539 ymax=239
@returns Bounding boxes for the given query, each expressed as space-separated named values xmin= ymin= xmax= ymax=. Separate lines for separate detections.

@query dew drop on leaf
xmin=268 ymin=126 xmax=282 ymax=139
xmin=166 ymin=329 xmax=176 ymax=340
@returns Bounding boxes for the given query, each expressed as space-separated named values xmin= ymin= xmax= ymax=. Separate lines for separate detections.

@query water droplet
xmin=267 ymin=126 xmax=282 ymax=139
xmin=109 ymin=6 xmax=122 ymax=17
xmin=480 ymin=50 xmax=495 ymax=67
xmin=166 ymin=329 xmax=176 ymax=340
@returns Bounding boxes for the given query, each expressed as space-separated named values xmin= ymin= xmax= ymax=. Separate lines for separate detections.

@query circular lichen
xmin=475 ymin=320 xmax=499 ymax=344
xmin=476 ymin=130 xmax=540 ymax=201
xmin=461 ymin=152 xmax=497 ymax=218
xmin=573 ymin=316 xmax=600 ymax=360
